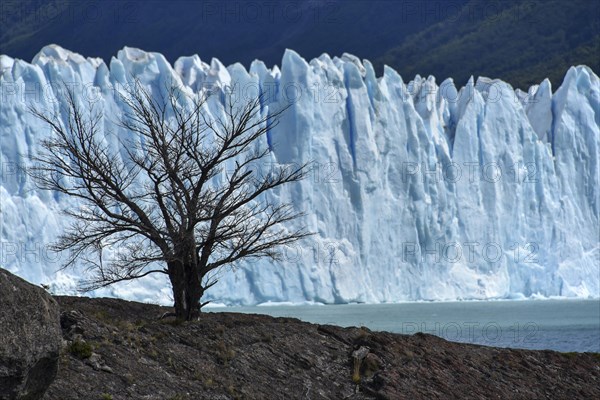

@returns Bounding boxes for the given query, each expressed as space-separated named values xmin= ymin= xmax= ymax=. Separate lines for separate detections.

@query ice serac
xmin=0 ymin=45 xmax=598 ymax=305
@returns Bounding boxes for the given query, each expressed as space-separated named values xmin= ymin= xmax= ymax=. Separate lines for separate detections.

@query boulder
xmin=0 ymin=269 xmax=61 ymax=400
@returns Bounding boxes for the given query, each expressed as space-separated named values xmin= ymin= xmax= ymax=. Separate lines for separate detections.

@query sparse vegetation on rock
xmin=41 ymin=296 xmax=600 ymax=400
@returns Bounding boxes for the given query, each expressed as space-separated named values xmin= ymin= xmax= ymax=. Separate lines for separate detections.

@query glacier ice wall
xmin=0 ymin=45 xmax=598 ymax=305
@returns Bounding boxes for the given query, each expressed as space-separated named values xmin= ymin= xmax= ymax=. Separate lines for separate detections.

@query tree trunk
xmin=168 ymin=260 xmax=203 ymax=321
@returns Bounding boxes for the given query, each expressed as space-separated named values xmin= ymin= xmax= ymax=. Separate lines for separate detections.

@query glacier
xmin=0 ymin=45 xmax=598 ymax=306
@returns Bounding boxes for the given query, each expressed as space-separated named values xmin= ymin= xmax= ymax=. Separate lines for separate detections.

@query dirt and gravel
xmin=43 ymin=296 xmax=600 ymax=400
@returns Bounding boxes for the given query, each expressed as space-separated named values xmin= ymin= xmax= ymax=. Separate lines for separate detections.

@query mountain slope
xmin=375 ymin=0 xmax=600 ymax=89
xmin=2 ymin=1 xmax=598 ymax=89
xmin=0 ymin=0 xmax=462 ymax=70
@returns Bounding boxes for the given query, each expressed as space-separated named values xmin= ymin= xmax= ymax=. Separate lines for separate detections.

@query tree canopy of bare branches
xmin=30 ymin=81 xmax=310 ymax=320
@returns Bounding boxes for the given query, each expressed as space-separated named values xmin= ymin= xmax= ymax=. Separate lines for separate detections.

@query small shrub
xmin=362 ymin=354 xmax=381 ymax=378
xmin=122 ymin=373 xmax=135 ymax=385
xmin=260 ymin=332 xmax=273 ymax=343
xmin=114 ymin=320 xmax=136 ymax=332
xmin=152 ymin=331 xmax=168 ymax=341
xmin=100 ymin=394 xmax=113 ymax=400
xmin=216 ymin=340 xmax=235 ymax=364
xmin=162 ymin=318 xmax=185 ymax=327
xmin=352 ymin=355 xmax=361 ymax=383
xmin=92 ymin=310 xmax=111 ymax=322
xmin=69 ymin=340 xmax=93 ymax=359
xmin=192 ymin=370 xmax=204 ymax=381
xmin=403 ymin=349 xmax=414 ymax=359
xmin=226 ymin=384 xmax=243 ymax=400
xmin=134 ymin=319 xmax=146 ymax=327
xmin=356 ymin=327 xmax=370 ymax=339
xmin=148 ymin=348 xmax=159 ymax=360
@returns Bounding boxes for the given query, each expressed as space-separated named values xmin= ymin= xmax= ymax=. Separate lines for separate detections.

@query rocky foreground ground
xmin=43 ymin=296 xmax=600 ymax=400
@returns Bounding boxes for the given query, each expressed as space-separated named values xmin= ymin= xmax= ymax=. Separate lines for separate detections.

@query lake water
xmin=209 ymin=299 xmax=600 ymax=353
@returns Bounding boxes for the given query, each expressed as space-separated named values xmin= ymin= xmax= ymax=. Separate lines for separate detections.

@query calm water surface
xmin=209 ymin=299 xmax=600 ymax=352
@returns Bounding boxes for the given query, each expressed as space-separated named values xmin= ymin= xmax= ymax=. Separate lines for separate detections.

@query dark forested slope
xmin=1 ymin=0 xmax=598 ymax=91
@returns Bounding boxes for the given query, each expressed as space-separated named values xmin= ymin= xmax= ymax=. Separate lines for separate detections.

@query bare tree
xmin=30 ymin=82 xmax=310 ymax=320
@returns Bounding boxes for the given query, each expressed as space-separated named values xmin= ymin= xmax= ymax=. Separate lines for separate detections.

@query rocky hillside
xmin=43 ymin=296 xmax=600 ymax=400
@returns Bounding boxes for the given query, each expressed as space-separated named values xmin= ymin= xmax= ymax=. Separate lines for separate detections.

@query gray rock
xmin=352 ymin=346 xmax=370 ymax=361
xmin=0 ymin=269 xmax=61 ymax=400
